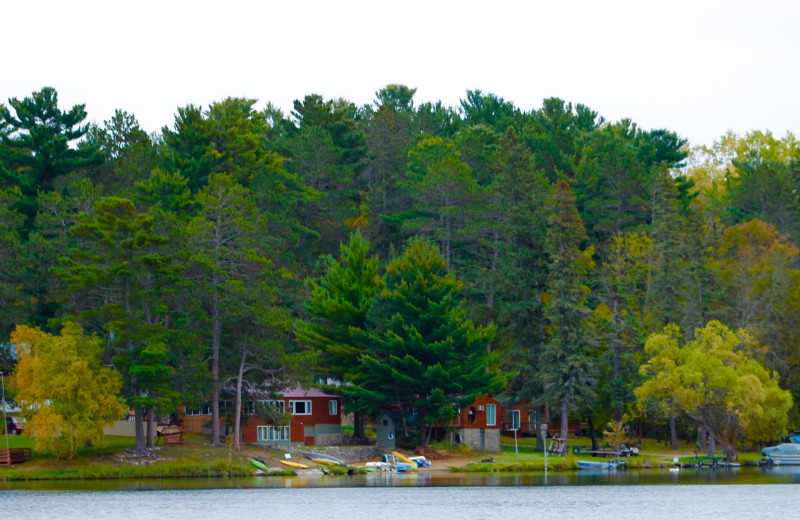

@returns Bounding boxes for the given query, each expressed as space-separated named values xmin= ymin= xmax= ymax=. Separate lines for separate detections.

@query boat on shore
xmin=302 ymin=451 xmax=347 ymax=467
xmin=761 ymin=443 xmax=800 ymax=465
xmin=250 ymin=458 xmax=269 ymax=471
xmin=577 ymin=459 xmax=624 ymax=470
xmin=409 ymin=455 xmax=431 ymax=467
xmin=280 ymin=460 xmax=310 ymax=469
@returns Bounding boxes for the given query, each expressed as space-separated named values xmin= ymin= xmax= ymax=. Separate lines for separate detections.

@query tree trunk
xmin=146 ymin=409 xmax=155 ymax=449
xmin=588 ymin=416 xmax=599 ymax=451
xmin=708 ymin=433 xmax=716 ymax=458
xmin=211 ymin=282 xmax=221 ymax=447
xmin=233 ymin=343 xmax=247 ymax=453
xmin=134 ymin=407 xmax=146 ymax=456
xmin=669 ymin=414 xmax=678 ymax=450
xmin=560 ymin=400 xmax=569 ymax=442
xmin=353 ymin=412 xmax=365 ymax=439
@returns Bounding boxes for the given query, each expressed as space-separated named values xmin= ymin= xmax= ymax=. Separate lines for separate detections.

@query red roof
xmin=281 ymin=386 xmax=340 ymax=398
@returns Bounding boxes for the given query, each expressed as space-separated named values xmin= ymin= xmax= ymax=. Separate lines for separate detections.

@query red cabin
xmin=181 ymin=386 xmax=342 ymax=447
xmin=241 ymin=387 xmax=342 ymax=446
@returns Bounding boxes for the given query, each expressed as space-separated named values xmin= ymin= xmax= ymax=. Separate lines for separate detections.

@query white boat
xmin=762 ymin=443 xmax=800 ymax=465
xmin=365 ymin=461 xmax=394 ymax=472
xmin=408 ymin=455 xmax=431 ymax=467
xmin=577 ymin=459 xmax=624 ymax=470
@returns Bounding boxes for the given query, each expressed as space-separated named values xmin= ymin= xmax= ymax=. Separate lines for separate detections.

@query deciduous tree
xmin=636 ymin=320 xmax=793 ymax=460
xmin=11 ymin=322 xmax=127 ymax=459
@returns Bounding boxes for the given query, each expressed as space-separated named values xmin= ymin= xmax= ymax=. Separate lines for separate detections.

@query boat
xmin=577 ymin=459 xmax=623 ymax=470
xmin=311 ymin=457 xmax=342 ymax=467
xmin=408 ymin=455 xmax=431 ymax=467
xmin=365 ymin=461 xmax=394 ymax=472
xmin=761 ymin=443 xmax=800 ymax=465
xmin=250 ymin=458 xmax=269 ymax=471
xmin=392 ymin=451 xmax=416 ymax=466
xmin=380 ymin=453 xmax=415 ymax=472
xmin=280 ymin=460 xmax=310 ymax=469
xmin=302 ymin=451 xmax=347 ymax=466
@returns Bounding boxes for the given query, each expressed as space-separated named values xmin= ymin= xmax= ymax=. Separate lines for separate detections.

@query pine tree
xmin=348 ymin=237 xmax=502 ymax=447
xmin=0 ymin=87 xmax=102 ymax=225
xmin=295 ymin=231 xmax=382 ymax=438
xmin=539 ymin=180 xmax=597 ymax=441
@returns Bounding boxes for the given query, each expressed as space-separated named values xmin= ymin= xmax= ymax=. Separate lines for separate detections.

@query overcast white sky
xmin=3 ymin=0 xmax=798 ymax=147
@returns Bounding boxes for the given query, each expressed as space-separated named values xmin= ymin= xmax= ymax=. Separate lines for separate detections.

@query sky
xmin=2 ymin=0 xmax=798 ymax=147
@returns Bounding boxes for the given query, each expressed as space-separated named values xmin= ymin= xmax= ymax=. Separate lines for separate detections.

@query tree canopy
xmin=2 ymin=85 xmax=800 ymax=455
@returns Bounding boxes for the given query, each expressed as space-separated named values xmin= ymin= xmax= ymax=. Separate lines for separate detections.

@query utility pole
xmin=1 ymin=372 xmax=9 ymax=451
xmin=541 ymin=423 xmax=548 ymax=479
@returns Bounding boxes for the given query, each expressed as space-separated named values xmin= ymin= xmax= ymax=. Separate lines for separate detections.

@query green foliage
xmin=2 ymin=84 xmax=800 ymax=453
xmin=53 ymin=196 xmax=179 ymax=452
xmin=539 ymin=180 xmax=597 ymax=436
xmin=347 ymin=237 xmax=503 ymax=446
xmin=296 ymin=231 xmax=381 ymax=385
xmin=0 ymin=87 xmax=102 ymax=224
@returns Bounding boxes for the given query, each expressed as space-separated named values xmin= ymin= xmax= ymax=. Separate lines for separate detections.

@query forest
xmin=1 ymin=85 xmax=798 ymax=460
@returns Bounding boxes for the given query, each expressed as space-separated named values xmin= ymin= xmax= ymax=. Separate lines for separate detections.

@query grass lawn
xmin=0 ymin=432 xmax=284 ymax=480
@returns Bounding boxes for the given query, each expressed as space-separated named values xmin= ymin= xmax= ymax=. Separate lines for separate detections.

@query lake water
xmin=3 ymin=467 xmax=799 ymax=519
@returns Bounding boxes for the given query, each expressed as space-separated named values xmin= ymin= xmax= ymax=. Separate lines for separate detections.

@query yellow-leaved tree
xmin=11 ymin=322 xmax=128 ymax=459
xmin=635 ymin=320 xmax=793 ymax=462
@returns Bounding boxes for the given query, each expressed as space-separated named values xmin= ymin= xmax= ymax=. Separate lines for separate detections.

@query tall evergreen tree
xmin=54 ymin=196 xmax=178 ymax=455
xmin=539 ymin=180 xmax=597 ymax=441
xmin=347 ymin=237 xmax=502 ymax=447
xmin=294 ymin=231 xmax=382 ymax=438
xmin=0 ymin=87 xmax=102 ymax=224
xmin=183 ymin=173 xmax=269 ymax=446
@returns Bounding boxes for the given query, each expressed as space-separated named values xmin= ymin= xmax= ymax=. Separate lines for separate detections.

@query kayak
xmin=251 ymin=459 xmax=269 ymax=471
xmin=311 ymin=457 xmax=341 ymax=466
xmin=392 ymin=451 xmax=416 ymax=466
xmin=303 ymin=451 xmax=347 ymax=466
xmin=280 ymin=460 xmax=309 ymax=469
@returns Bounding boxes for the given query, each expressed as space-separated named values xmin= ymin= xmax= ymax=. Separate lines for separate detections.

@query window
xmin=257 ymin=425 xmax=289 ymax=442
xmin=185 ymin=402 xmax=211 ymax=416
xmin=246 ymin=399 xmax=285 ymax=416
xmin=486 ymin=404 xmax=496 ymax=426
xmin=507 ymin=409 xmax=520 ymax=430
xmin=329 ymin=400 xmax=338 ymax=415
xmin=289 ymin=400 xmax=312 ymax=415
xmin=265 ymin=400 xmax=285 ymax=414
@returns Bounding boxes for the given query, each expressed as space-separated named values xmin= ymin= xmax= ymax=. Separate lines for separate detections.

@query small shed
xmin=376 ymin=412 xmax=396 ymax=449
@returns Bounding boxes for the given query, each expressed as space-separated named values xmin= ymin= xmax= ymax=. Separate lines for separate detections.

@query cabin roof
xmin=281 ymin=385 xmax=340 ymax=398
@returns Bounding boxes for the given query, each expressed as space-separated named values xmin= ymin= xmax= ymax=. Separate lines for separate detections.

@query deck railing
xmin=0 ymin=448 xmax=32 ymax=466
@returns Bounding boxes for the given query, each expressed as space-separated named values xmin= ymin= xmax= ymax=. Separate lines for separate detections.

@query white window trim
xmin=290 ymin=400 xmax=312 ymax=416
xmin=257 ymin=425 xmax=289 ymax=442
xmin=329 ymin=400 xmax=338 ymax=415
xmin=486 ymin=404 xmax=496 ymax=426
xmin=508 ymin=409 xmax=520 ymax=430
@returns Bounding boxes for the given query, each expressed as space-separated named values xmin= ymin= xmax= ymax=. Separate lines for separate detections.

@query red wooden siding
xmin=452 ymin=395 xmax=502 ymax=429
